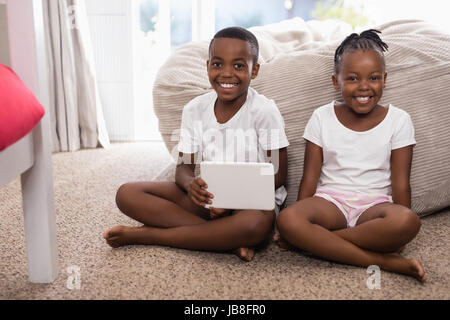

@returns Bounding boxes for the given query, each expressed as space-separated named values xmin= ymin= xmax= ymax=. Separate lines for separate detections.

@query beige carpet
xmin=0 ymin=142 xmax=449 ymax=299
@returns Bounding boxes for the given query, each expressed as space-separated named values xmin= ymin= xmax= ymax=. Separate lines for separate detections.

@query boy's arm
xmin=175 ymin=152 xmax=196 ymax=191
xmin=175 ymin=152 xmax=212 ymax=207
xmin=297 ymin=141 xmax=323 ymax=201
xmin=267 ymin=147 xmax=287 ymax=189
xmin=390 ymin=146 xmax=413 ymax=208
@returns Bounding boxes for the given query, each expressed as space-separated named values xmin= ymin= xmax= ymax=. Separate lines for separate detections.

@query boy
xmin=104 ymin=27 xmax=289 ymax=261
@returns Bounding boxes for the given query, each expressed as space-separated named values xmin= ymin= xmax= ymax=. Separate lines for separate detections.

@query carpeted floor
xmin=0 ymin=142 xmax=449 ymax=299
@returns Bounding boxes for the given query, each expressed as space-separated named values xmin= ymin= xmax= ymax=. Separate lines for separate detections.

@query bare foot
xmin=396 ymin=245 xmax=406 ymax=254
xmin=407 ymin=258 xmax=426 ymax=282
xmin=103 ymin=225 xmax=145 ymax=248
xmin=234 ymin=247 xmax=255 ymax=262
xmin=384 ymin=254 xmax=426 ymax=282
xmin=273 ymin=231 xmax=294 ymax=251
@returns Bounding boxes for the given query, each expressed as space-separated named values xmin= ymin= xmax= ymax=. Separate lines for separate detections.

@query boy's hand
xmin=209 ymin=207 xmax=231 ymax=219
xmin=187 ymin=177 xmax=213 ymax=207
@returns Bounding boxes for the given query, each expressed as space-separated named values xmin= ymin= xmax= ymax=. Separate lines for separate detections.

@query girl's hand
xmin=187 ymin=177 xmax=213 ymax=207
xmin=209 ymin=207 xmax=231 ymax=219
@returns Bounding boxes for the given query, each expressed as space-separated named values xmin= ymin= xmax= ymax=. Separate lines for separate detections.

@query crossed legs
xmin=103 ymin=182 xmax=275 ymax=261
xmin=276 ymin=197 xmax=425 ymax=281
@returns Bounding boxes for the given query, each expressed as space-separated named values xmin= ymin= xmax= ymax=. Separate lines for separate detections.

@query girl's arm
xmin=390 ymin=145 xmax=413 ymax=208
xmin=297 ymin=141 xmax=323 ymax=201
xmin=267 ymin=147 xmax=288 ymax=189
xmin=175 ymin=152 xmax=212 ymax=207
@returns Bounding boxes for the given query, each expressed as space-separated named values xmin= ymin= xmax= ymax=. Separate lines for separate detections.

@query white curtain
xmin=43 ymin=0 xmax=109 ymax=152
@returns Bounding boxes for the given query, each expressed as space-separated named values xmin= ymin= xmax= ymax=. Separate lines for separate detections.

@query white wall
xmin=0 ymin=3 xmax=10 ymax=66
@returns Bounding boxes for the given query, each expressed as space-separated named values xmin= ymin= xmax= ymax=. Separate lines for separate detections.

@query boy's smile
xmin=332 ymin=49 xmax=387 ymax=115
xmin=207 ymin=38 xmax=259 ymax=109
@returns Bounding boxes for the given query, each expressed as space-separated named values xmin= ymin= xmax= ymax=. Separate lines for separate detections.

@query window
xmin=140 ymin=0 xmax=192 ymax=49
xmin=120 ymin=0 xmax=449 ymax=142
xmin=215 ymin=0 xmax=318 ymax=30
xmin=170 ymin=0 xmax=192 ymax=47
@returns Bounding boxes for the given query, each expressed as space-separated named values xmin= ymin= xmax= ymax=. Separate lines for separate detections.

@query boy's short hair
xmin=209 ymin=27 xmax=259 ymax=64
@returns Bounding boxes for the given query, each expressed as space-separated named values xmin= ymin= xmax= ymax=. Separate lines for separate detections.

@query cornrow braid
xmin=334 ymin=29 xmax=389 ymax=73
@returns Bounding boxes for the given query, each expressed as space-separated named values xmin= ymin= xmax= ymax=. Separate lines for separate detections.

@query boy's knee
xmin=115 ymin=183 xmax=136 ymax=210
xmin=244 ymin=211 xmax=274 ymax=244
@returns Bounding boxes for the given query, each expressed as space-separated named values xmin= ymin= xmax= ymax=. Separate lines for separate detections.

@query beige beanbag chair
xmin=153 ymin=18 xmax=450 ymax=217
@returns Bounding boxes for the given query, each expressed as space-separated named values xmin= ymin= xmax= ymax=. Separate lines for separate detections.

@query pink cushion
xmin=0 ymin=64 xmax=45 ymax=151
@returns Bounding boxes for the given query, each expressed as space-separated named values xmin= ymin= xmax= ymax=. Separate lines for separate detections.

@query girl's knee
xmin=277 ymin=207 xmax=304 ymax=234
xmin=399 ymin=209 xmax=421 ymax=237
xmin=388 ymin=207 xmax=421 ymax=239
xmin=276 ymin=208 xmax=290 ymax=229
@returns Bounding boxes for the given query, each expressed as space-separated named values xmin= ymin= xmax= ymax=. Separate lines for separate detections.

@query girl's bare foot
xmin=383 ymin=254 xmax=426 ymax=282
xmin=103 ymin=225 xmax=146 ymax=248
xmin=396 ymin=245 xmax=406 ymax=254
xmin=234 ymin=247 xmax=255 ymax=262
xmin=273 ymin=230 xmax=294 ymax=251
xmin=406 ymin=258 xmax=426 ymax=282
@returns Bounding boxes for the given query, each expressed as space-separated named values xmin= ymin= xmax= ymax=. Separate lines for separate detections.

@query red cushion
xmin=0 ymin=64 xmax=45 ymax=151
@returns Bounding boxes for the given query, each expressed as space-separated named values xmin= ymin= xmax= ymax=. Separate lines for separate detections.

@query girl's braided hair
xmin=334 ymin=29 xmax=389 ymax=74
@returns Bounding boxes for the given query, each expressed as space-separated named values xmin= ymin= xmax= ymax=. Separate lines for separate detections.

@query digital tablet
xmin=200 ymin=161 xmax=275 ymax=210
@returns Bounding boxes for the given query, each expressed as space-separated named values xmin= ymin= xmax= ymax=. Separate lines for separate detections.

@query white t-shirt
xmin=303 ymin=101 xmax=416 ymax=195
xmin=178 ymin=87 xmax=289 ymax=204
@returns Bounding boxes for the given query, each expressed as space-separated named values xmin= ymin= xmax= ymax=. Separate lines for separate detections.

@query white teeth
xmin=356 ymin=97 xmax=370 ymax=102
xmin=220 ymin=83 xmax=236 ymax=88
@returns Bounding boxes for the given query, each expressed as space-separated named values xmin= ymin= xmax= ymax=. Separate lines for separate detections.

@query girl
xmin=103 ymin=27 xmax=289 ymax=262
xmin=276 ymin=30 xmax=425 ymax=281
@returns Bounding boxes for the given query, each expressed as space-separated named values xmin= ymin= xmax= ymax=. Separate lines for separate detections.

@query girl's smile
xmin=332 ymin=49 xmax=387 ymax=115
xmin=355 ymin=96 xmax=371 ymax=104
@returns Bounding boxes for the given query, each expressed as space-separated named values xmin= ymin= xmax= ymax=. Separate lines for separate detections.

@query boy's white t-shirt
xmin=303 ymin=101 xmax=416 ymax=195
xmin=178 ymin=87 xmax=289 ymax=204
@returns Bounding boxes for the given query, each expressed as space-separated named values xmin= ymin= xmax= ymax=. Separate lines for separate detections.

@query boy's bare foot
xmin=273 ymin=231 xmax=294 ymax=251
xmin=103 ymin=225 xmax=145 ymax=248
xmin=234 ymin=247 xmax=255 ymax=262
